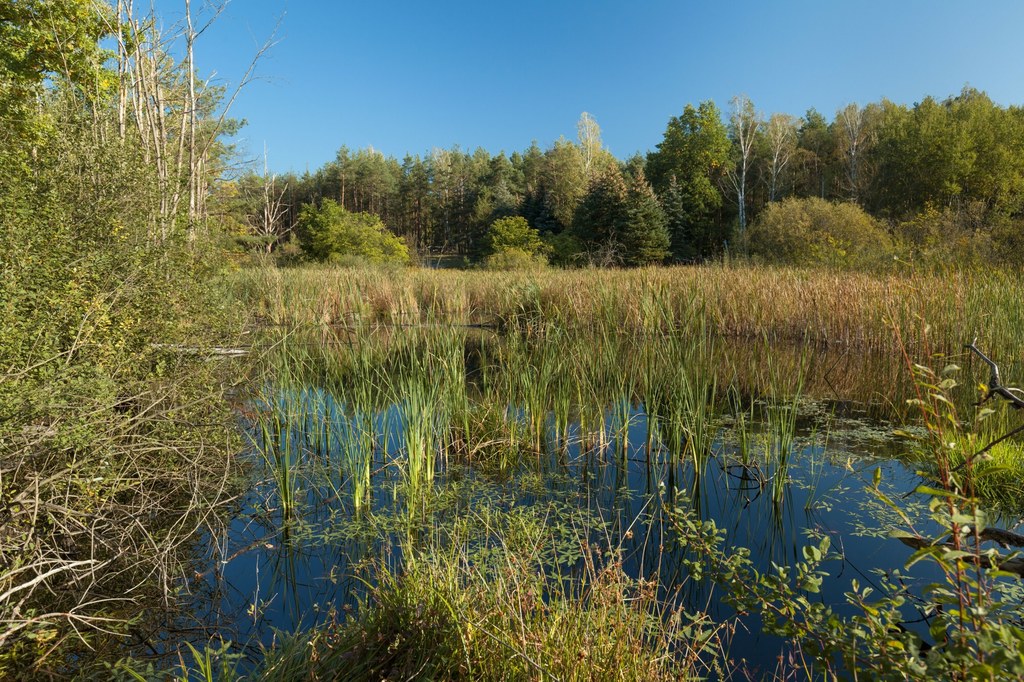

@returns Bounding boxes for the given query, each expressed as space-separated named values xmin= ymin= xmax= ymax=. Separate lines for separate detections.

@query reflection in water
xmin=198 ymin=367 xmax=944 ymax=675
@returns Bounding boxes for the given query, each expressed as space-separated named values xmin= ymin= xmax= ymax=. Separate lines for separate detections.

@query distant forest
xmin=223 ymin=89 xmax=1024 ymax=268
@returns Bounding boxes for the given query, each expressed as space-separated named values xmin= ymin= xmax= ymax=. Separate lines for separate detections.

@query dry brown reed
xmin=240 ymin=264 xmax=1024 ymax=360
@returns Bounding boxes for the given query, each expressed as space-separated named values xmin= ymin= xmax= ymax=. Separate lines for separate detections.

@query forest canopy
xmin=229 ymin=90 xmax=1024 ymax=269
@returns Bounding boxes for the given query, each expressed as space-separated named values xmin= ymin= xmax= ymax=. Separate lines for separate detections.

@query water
xmin=192 ymin=368 xmax=950 ymax=675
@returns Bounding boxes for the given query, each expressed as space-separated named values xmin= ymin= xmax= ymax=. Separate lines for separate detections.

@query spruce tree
xmin=662 ymin=175 xmax=693 ymax=262
xmin=571 ymin=167 xmax=629 ymax=259
xmin=622 ymin=168 xmax=669 ymax=266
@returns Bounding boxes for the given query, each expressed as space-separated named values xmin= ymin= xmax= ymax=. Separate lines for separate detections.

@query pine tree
xmin=621 ymin=168 xmax=669 ymax=266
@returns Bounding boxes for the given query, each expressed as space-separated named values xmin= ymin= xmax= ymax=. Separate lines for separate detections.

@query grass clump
xmin=256 ymin=503 xmax=734 ymax=681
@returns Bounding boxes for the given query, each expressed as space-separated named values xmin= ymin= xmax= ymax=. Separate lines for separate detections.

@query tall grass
xmin=237 ymin=264 xmax=1024 ymax=362
xmin=253 ymin=501 xmax=737 ymax=681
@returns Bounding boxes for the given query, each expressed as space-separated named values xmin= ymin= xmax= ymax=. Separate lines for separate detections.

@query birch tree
xmin=764 ymin=113 xmax=797 ymax=202
xmin=247 ymin=147 xmax=290 ymax=252
xmin=725 ymin=94 xmax=761 ymax=240
xmin=576 ymin=112 xmax=617 ymax=183
xmin=111 ymin=0 xmax=276 ymax=240
xmin=835 ymin=102 xmax=879 ymax=202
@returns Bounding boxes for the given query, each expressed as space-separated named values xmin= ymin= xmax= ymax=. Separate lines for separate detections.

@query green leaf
xmin=915 ymin=484 xmax=958 ymax=498
xmin=905 ymin=546 xmax=940 ymax=569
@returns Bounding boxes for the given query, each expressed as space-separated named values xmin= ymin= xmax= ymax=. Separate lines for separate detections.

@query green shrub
xmin=543 ymin=231 xmax=587 ymax=267
xmin=482 ymin=247 xmax=548 ymax=271
xmin=483 ymin=216 xmax=545 ymax=255
xmin=0 ymin=95 xmax=241 ymax=675
xmin=748 ymin=197 xmax=894 ymax=268
xmin=478 ymin=216 xmax=550 ymax=270
xmin=894 ymin=203 xmax=1024 ymax=268
xmin=297 ymin=199 xmax=410 ymax=264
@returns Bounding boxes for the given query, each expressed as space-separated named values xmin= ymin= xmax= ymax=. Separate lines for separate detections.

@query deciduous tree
xmin=763 ymin=113 xmax=797 ymax=202
xmin=646 ymin=101 xmax=730 ymax=257
xmin=725 ymin=94 xmax=761 ymax=241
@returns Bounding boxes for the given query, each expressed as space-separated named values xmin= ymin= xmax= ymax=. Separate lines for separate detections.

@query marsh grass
xmin=240 ymin=264 xmax=1024 ymax=361
xmin=761 ymin=342 xmax=811 ymax=507
xmin=925 ymin=406 xmax=1024 ymax=515
xmin=254 ymin=501 xmax=737 ymax=681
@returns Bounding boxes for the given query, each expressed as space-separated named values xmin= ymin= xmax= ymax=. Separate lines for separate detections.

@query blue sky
xmin=154 ymin=0 xmax=1024 ymax=173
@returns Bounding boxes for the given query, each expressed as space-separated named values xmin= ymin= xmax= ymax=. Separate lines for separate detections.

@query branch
xmin=896 ymin=535 xmax=1024 ymax=578
xmin=965 ymin=340 xmax=1024 ymax=410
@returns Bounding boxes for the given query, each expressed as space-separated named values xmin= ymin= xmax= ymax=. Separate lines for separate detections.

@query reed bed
xmin=238 ymin=264 xmax=1024 ymax=361
xmin=244 ymin=305 xmax=856 ymax=526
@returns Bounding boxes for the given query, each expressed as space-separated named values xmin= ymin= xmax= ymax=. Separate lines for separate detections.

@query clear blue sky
xmin=153 ymin=0 xmax=1024 ymax=174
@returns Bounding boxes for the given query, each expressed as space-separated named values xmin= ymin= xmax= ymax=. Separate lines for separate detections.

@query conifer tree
xmin=571 ymin=167 xmax=629 ymax=259
xmin=622 ymin=168 xmax=669 ymax=266
xmin=661 ymin=175 xmax=693 ymax=262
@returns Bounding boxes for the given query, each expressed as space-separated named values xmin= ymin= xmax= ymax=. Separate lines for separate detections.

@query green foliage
xmin=661 ymin=175 xmax=693 ymax=261
xmin=228 ymin=88 xmax=1024 ymax=269
xmin=894 ymin=202 xmax=1024 ymax=269
xmin=748 ymin=196 xmax=894 ymax=268
xmin=621 ymin=167 xmax=669 ymax=266
xmin=0 ymin=5 xmax=246 ymax=674
xmin=481 ymin=248 xmax=549 ymax=271
xmin=646 ymin=101 xmax=731 ymax=258
xmin=543 ymin=231 xmax=587 ymax=267
xmin=483 ymin=215 xmax=545 ymax=257
xmin=540 ymin=137 xmax=588 ymax=231
xmin=869 ymin=89 xmax=1024 ymax=221
xmin=791 ymin=107 xmax=835 ymax=199
xmin=571 ymin=166 xmax=629 ymax=263
xmin=0 ymin=95 xmax=241 ymax=675
xmin=647 ymin=101 xmax=731 ymax=195
xmin=895 ymin=203 xmax=991 ymax=267
xmin=297 ymin=198 xmax=410 ymax=265
xmin=480 ymin=216 xmax=549 ymax=270
xmin=0 ymin=0 xmax=112 ymax=117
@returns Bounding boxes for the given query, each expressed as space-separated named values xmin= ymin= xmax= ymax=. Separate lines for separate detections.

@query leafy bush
xmin=895 ymin=202 xmax=1024 ymax=268
xmin=748 ymin=197 xmax=894 ymax=268
xmin=543 ymin=231 xmax=587 ymax=267
xmin=478 ymin=216 xmax=549 ymax=270
xmin=482 ymin=247 xmax=548 ymax=271
xmin=297 ymin=199 xmax=410 ymax=265
xmin=0 ymin=95 xmax=241 ymax=675
xmin=483 ymin=216 xmax=545 ymax=255
xmin=671 ymin=358 xmax=1024 ymax=681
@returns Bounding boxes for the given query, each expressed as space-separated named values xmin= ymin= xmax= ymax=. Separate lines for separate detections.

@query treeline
xmin=227 ymin=90 xmax=1024 ymax=268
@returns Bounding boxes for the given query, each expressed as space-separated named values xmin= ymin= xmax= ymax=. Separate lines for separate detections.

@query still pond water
xmin=191 ymin=340 xmax=958 ymax=675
